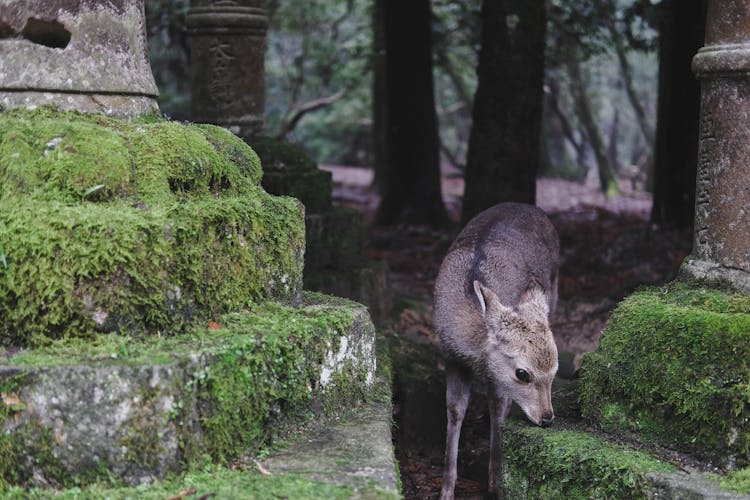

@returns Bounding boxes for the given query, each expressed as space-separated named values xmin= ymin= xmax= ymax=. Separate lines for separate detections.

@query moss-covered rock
xmin=579 ymin=281 xmax=750 ymax=468
xmin=0 ymin=108 xmax=304 ymax=345
xmin=502 ymin=420 xmax=676 ymax=498
xmin=0 ymin=293 xmax=376 ymax=489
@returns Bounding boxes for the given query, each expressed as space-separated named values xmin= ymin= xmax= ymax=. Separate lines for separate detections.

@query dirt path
xmin=325 ymin=167 xmax=692 ymax=498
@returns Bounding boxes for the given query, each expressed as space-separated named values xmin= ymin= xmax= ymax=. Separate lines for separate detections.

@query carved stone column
xmin=684 ymin=0 xmax=750 ymax=291
xmin=0 ymin=0 xmax=158 ymax=117
xmin=186 ymin=0 xmax=268 ymax=138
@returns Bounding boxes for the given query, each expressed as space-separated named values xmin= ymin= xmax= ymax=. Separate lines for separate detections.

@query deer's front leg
xmin=487 ymin=384 xmax=511 ymax=498
xmin=440 ymin=363 xmax=472 ymax=500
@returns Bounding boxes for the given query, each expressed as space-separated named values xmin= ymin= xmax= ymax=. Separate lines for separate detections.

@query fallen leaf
xmin=208 ymin=321 xmax=221 ymax=330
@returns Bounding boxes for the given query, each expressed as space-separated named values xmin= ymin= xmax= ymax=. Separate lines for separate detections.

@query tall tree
xmin=374 ymin=0 xmax=448 ymax=226
xmin=651 ymin=0 xmax=707 ymax=231
xmin=461 ymin=0 xmax=546 ymax=224
xmin=566 ymin=53 xmax=620 ymax=196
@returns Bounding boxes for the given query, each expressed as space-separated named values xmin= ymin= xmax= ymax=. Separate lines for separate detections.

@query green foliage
xmin=265 ymin=0 xmax=372 ymax=163
xmin=502 ymin=422 xmax=675 ymax=498
xmin=0 ymin=108 xmax=303 ymax=346
xmin=580 ymin=281 xmax=750 ymax=467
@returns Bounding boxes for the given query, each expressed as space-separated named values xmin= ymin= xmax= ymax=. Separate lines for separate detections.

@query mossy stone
xmin=0 ymin=293 xmax=377 ymax=489
xmin=579 ymin=281 xmax=750 ymax=468
xmin=0 ymin=108 xmax=304 ymax=346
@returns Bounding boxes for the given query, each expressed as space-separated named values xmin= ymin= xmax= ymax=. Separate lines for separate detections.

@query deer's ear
xmin=473 ymin=280 xmax=487 ymax=317
xmin=518 ymin=281 xmax=550 ymax=323
xmin=473 ymin=280 xmax=514 ymax=319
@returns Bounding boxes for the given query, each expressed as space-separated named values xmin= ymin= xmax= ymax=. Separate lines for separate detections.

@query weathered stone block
xmin=305 ymin=262 xmax=392 ymax=327
xmin=0 ymin=293 xmax=376 ymax=488
xmin=0 ymin=108 xmax=304 ymax=345
xmin=580 ymin=281 xmax=750 ymax=469
xmin=0 ymin=0 xmax=159 ymax=117
xmin=305 ymin=207 xmax=365 ymax=271
xmin=263 ymin=169 xmax=332 ymax=213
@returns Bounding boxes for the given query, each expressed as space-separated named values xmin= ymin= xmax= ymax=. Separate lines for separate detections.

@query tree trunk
xmin=460 ymin=0 xmax=546 ymax=225
xmin=605 ymin=4 xmax=655 ymax=152
xmin=372 ymin=0 xmax=387 ymax=193
xmin=566 ymin=56 xmax=620 ymax=197
xmin=651 ymin=0 xmax=707 ymax=231
xmin=374 ymin=0 xmax=448 ymax=226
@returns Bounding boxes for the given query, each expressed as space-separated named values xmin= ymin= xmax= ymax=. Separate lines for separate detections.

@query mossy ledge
xmin=580 ymin=281 xmax=750 ymax=469
xmin=0 ymin=292 xmax=376 ymax=489
xmin=0 ymin=108 xmax=304 ymax=345
xmin=501 ymin=418 xmax=676 ymax=498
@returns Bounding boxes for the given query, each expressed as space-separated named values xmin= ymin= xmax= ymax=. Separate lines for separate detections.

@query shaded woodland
xmin=146 ymin=0 xmax=706 ymax=233
xmin=143 ymin=1 xmax=711 ymax=497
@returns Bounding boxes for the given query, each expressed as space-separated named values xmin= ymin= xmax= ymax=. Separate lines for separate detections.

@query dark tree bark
xmin=372 ymin=0 xmax=388 ymax=193
xmin=374 ymin=0 xmax=448 ymax=226
xmin=651 ymin=0 xmax=707 ymax=231
xmin=461 ymin=0 xmax=546 ymax=225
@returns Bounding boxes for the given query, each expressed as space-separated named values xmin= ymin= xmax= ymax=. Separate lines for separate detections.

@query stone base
xmin=0 ymin=92 xmax=159 ymax=118
xmin=0 ymin=293 xmax=376 ymax=488
xmin=579 ymin=281 xmax=750 ymax=469
xmin=681 ymin=257 xmax=750 ymax=293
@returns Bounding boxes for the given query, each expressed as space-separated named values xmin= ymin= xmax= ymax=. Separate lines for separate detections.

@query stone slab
xmin=260 ymin=373 xmax=400 ymax=498
xmin=0 ymin=293 xmax=377 ymax=488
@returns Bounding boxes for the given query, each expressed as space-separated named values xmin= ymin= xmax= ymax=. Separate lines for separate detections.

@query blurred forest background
xmin=144 ymin=0 xmax=705 ymax=230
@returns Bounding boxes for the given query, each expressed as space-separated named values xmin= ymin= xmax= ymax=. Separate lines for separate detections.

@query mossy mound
xmin=0 ymin=108 xmax=304 ymax=346
xmin=580 ymin=281 xmax=750 ymax=468
xmin=0 ymin=293 xmax=376 ymax=489
xmin=502 ymin=420 xmax=676 ymax=498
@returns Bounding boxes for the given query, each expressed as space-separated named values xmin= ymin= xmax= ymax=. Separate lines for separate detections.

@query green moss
xmin=0 ymin=108 xmax=304 ymax=346
xmin=502 ymin=422 xmax=675 ymax=499
xmin=717 ymin=466 xmax=750 ymax=494
xmin=0 ymin=107 xmax=262 ymax=205
xmin=580 ymin=281 xmax=750 ymax=467
xmin=1 ymin=293 xmax=374 ymax=486
xmin=1 ymin=468 xmax=360 ymax=499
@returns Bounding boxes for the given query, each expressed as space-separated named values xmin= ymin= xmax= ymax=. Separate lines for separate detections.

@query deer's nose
xmin=540 ymin=411 xmax=554 ymax=427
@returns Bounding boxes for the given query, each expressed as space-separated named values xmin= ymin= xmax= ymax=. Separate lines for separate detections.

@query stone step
xmin=0 ymin=292 xmax=378 ymax=489
xmin=258 ymin=368 xmax=399 ymax=498
xmin=502 ymin=392 xmax=750 ymax=499
xmin=0 ymin=343 xmax=399 ymax=499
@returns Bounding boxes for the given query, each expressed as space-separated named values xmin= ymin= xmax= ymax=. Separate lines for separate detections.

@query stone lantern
xmin=685 ymin=0 xmax=750 ymax=291
xmin=0 ymin=0 xmax=159 ymax=117
xmin=186 ymin=0 xmax=268 ymax=138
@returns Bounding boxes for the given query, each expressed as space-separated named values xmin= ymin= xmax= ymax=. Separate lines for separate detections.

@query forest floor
xmin=323 ymin=166 xmax=693 ymax=499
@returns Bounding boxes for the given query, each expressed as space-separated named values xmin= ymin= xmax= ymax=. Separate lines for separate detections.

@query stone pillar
xmin=684 ymin=0 xmax=750 ymax=291
xmin=0 ymin=0 xmax=158 ymax=117
xmin=186 ymin=0 xmax=268 ymax=138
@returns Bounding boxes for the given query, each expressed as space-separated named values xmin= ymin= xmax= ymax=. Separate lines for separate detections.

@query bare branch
xmin=274 ymin=90 xmax=346 ymax=140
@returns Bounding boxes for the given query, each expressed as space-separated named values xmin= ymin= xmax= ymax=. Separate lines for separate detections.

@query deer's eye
xmin=515 ymin=369 xmax=530 ymax=383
